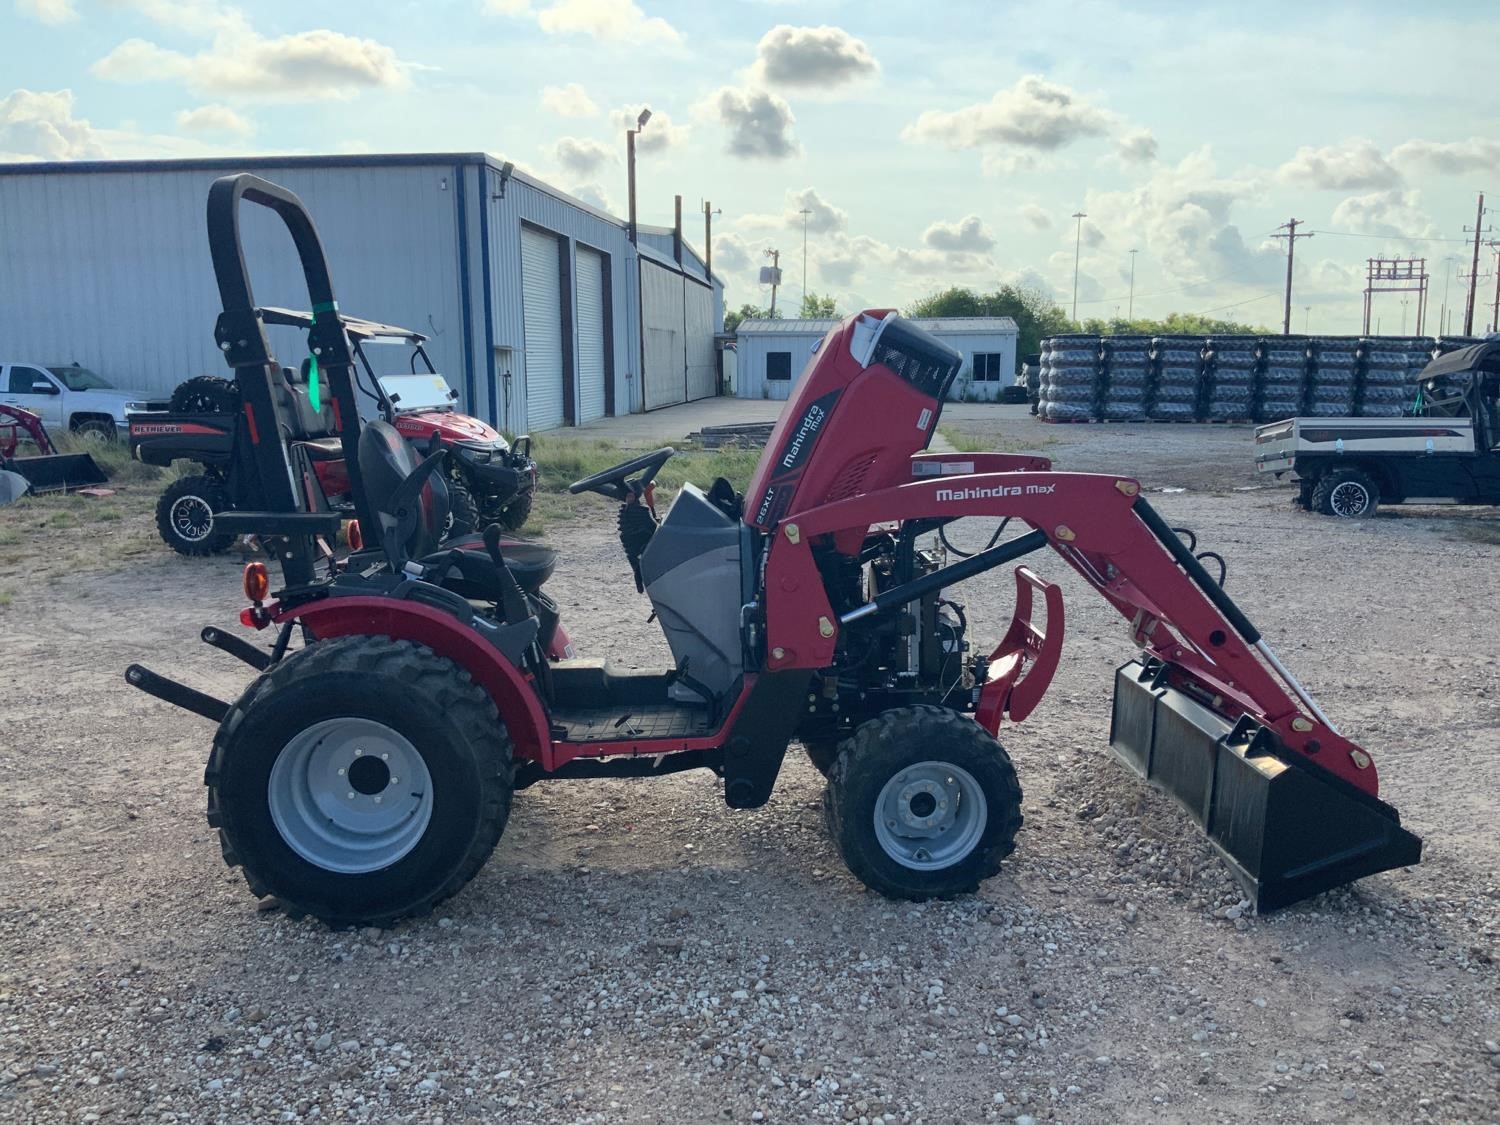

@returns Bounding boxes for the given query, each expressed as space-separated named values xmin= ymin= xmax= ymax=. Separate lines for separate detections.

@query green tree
xmin=799 ymin=291 xmax=839 ymax=318
xmin=724 ymin=303 xmax=780 ymax=333
xmin=906 ymin=285 xmax=1072 ymax=361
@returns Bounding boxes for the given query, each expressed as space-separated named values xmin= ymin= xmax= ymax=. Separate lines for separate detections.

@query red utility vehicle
xmin=128 ymin=175 xmax=1420 ymax=927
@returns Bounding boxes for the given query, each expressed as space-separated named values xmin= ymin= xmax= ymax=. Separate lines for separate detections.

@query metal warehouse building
xmin=734 ymin=317 xmax=1018 ymax=401
xmin=0 ymin=153 xmax=724 ymax=432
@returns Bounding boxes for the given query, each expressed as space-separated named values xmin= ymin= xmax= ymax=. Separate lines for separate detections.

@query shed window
xmin=766 ymin=351 xmax=792 ymax=381
xmin=972 ymin=353 xmax=1005 ymax=382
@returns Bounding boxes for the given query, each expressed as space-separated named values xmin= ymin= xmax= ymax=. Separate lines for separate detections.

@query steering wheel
xmin=568 ymin=446 xmax=675 ymax=502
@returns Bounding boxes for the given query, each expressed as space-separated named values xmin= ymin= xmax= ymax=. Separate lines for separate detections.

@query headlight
xmin=125 ymin=401 xmax=147 ymax=412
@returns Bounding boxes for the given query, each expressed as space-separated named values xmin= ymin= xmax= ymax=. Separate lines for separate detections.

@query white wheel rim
xmin=1329 ymin=481 xmax=1370 ymax=517
xmin=873 ymin=761 xmax=988 ymax=871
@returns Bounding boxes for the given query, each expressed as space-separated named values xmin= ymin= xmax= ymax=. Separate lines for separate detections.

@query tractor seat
xmin=295 ymin=436 xmax=345 ymax=462
xmin=423 ymin=534 xmax=558 ymax=594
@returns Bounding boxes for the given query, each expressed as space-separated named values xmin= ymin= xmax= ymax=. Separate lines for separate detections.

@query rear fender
xmin=976 ymin=566 xmax=1065 ymax=732
xmin=280 ymin=596 xmax=553 ymax=767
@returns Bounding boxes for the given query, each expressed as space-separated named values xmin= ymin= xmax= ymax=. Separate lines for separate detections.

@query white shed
xmin=734 ymin=317 xmax=1018 ymax=401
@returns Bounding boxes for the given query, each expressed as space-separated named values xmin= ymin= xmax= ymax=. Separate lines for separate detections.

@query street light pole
xmin=1303 ymin=305 xmax=1311 ymax=333
xmin=1127 ymin=248 xmax=1137 ymax=320
xmin=799 ymin=208 xmax=813 ymax=312
xmin=1070 ymin=211 xmax=1087 ymax=322
xmin=626 ymin=106 xmax=651 ymax=245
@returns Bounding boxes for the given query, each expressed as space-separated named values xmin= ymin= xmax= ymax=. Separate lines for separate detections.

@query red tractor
xmin=129 ymin=175 xmax=1421 ymax=927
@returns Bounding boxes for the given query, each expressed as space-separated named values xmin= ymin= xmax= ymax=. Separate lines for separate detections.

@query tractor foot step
xmin=1108 ymin=658 xmax=1421 ymax=913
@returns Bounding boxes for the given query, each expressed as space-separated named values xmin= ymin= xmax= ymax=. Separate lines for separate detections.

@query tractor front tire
xmin=156 ymin=474 xmax=233 ymax=556
xmin=497 ymin=487 xmax=533 ymax=532
xmin=205 ymin=636 xmax=513 ymax=928
xmin=1312 ymin=469 xmax=1379 ymax=519
xmin=825 ymin=705 xmax=1023 ymax=901
xmin=801 ymin=738 xmax=844 ymax=778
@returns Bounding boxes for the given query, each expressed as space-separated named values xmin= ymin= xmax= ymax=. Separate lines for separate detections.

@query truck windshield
xmin=51 ymin=367 xmax=113 ymax=391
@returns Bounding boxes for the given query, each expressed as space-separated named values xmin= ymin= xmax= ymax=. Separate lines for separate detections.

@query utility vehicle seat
xmin=297 ymin=436 xmax=345 ymax=461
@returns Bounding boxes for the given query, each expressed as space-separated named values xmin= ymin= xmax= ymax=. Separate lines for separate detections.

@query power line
xmin=1073 ymin=270 xmax=1246 ymax=306
xmin=1198 ymin=292 xmax=1280 ymax=315
xmin=1302 ymin=229 xmax=1474 ymax=245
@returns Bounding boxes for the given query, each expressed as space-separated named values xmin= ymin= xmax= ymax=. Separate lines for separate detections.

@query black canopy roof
xmin=258 ymin=306 xmax=427 ymax=345
xmin=1413 ymin=340 xmax=1500 ymax=383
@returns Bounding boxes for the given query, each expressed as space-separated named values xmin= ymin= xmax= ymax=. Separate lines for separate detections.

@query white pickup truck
xmin=0 ymin=362 xmax=166 ymax=441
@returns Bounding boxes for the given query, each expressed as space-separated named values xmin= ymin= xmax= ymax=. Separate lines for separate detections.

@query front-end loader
xmin=127 ymin=174 xmax=1421 ymax=926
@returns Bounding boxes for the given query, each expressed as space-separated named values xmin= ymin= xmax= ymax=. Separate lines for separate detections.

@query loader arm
xmin=766 ymin=469 xmax=1373 ymax=794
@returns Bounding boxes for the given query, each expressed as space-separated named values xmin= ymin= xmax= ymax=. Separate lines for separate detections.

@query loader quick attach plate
xmin=1108 ymin=659 xmax=1422 ymax=913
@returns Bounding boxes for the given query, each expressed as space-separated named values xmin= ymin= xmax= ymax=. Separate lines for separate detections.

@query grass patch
xmin=938 ymin=425 xmax=1060 ymax=455
xmin=1451 ymin=521 xmax=1500 ymax=545
xmin=529 ymin=436 xmax=763 ymax=498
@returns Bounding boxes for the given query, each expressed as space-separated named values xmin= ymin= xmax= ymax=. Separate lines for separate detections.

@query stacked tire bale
xmin=1097 ymin=335 xmax=1151 ymax=420
xmin=1255 ymin=336 xmax=1308 ymax=423
xmin=1358 ymin=337 xmax=1430 ymax=417
xmin=1306 ymin=336 xmax=1360 ymax=417
xmin=1038 ymin=334 xmax=1100 ymax=421
xmin=1203 ymin=336 xmax=1256 ymax=421
xmin=1148 ymin=336 xmax=1203 ymax=420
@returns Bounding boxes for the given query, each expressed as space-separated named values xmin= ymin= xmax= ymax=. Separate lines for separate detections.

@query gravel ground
xmin=1 ymin=415 xmax=1498 ymax=1123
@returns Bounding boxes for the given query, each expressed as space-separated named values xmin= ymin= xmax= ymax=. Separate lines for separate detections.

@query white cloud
xmin=175 ymin=103 xmax=252 ymax=137
xmin=904 ymin=75 xmax=1114 ymax=153
xmin=749 ymin=25 xmax=878 ymax=91
xmin=15 ymin=0 xmax=76 ymax=23
xmin=1390 ymin=137 xmax=1500 ymax=176
xmin=922 ymin=215 xmax=995 ymax=253
xmin=609 ymin=106 xmax=688 ymax=153
xmin=1115 ymin=128 xmax=1158 ymax=166
xmin=702 ymin=86 xmax=799 ymax=160
xmin=1331 ymin=189 xmax=1439 ymax=240
xmin=785 ymin=187 xmax=846 ymax=234
xmin=1017 ymin=203 xmax=1051 ymax=230
xmin=567 ymin=181 xmax=615 ymax=212
xmin=711 ymin=231 xmax=753 ymax=275
xmin=553 ymin=135 xmax=614 ymax=177
xmin=0 ymin=88 xmax=108 ymax=161
xmin=93 ymin=23 xmax=410 ymax=102
xmin=511 ymin=0 xmax=680 ymax=44
xmin=541 ymin=83 xmax=598 ymax=118
xmin=1278 ymin=138 xmax=1401 ymax=191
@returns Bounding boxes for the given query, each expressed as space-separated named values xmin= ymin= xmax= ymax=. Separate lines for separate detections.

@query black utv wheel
xmin=1312 ymin=469 xmax=1378 ymax=519
xmin=156 ymin=473 xmax=233 ymax=555
xmin=497 ymin=487 xmax=533 ymax=532
xmin=170 ymin=375 xmax=239 ymax=414
xmin=825 ymin=705 xmax=1023 ymax=900
xmin=445 ymin=477 xmax=479 ymax=538
xmin=205 ymin=636 xmax=513 ymax=928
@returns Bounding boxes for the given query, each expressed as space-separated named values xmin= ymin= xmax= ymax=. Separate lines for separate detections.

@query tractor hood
xmin=392 ymin=409 xmax=510 ymax=451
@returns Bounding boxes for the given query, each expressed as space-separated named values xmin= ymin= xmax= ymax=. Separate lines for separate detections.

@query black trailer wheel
xmin=497 ymin=487 xmax=533 ymax=532
xmin=205 ymin=636 xmax=513 ymax=928
xmin=445 ymin=477 xmax=479 ymax=538
xmin=825 ymin=705 xmax=1023 ymax=900
xmin=156 ymin=474 xmax=233 ymax=555
xmin=170 ymin=375 xmax=239 ymax=414
xmin=1312 ymin=469 xmax=1378 ymax=519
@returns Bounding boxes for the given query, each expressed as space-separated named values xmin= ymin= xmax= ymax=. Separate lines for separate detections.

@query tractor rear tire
xmin=170 ymin=375 xmax=239 ymax=415
xmin=445 ymin=477 xmax=479 ymax=538
xmin=1312 ymin=469 xmax=1378 ymax=518
xmin=825 ymin=705 xmax=1023 ymax=901
xmin=205 ymin=636 xmax=513 ymax=928
xmin=156 ymin=474 xmax=233 ymax=556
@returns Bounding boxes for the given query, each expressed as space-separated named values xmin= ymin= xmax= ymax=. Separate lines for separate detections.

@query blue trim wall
xmin=453 ymin=162 xmax=477 ymax=413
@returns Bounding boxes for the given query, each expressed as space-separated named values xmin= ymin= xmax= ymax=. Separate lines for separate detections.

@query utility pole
xmin=625 ymin=107 xmax=651 ymax=244
xmin=1401 ymin=297 xmax=1410 ymax=335
xmin=702 ymin=200 xmax=720 ymax=280
xmin=1272 ymin=218 xmax=1313 ymax=335
xmin=1463 ymin=192 xmax=1490 ymax=335
xmin=1127 ymin=248 xmax=1138 ymax=320
xmin=1304 ymin=305 xmax=1311 ymax=333
xmin=1070 ymin=211 xmax=1087 ymax=322
xmin=764 ymin=248 xmax=781 ymax=315
xmin=799 ymin=207 xmax=813 ymax=310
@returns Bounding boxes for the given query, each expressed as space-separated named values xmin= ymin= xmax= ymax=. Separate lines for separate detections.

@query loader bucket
xmin=1109 ymin=659 xmax=1421 ymax=913
xmin=11 ymin=453 xmax=108 ymax=494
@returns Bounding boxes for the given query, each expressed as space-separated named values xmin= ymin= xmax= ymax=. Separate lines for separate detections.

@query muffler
xmin=1109 ymin=658 xmax=1421 ymax=913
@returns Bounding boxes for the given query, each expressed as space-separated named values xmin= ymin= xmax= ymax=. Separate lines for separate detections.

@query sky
xmin=4 ymin=0 xmax=1499 ymax=335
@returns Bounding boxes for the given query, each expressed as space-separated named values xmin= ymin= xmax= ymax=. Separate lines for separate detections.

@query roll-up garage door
xmin=521 ymin=226 xmax=565 ymax=431
xmin=684 ymin=280 xmax=715 ymax=401
xmin=575 ymin=247 xmax=607 ymax=423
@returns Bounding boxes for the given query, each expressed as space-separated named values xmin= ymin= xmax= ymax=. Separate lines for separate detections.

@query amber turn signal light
xmin=345 ymin=519 xmax=363 ymax=551
xmin=243 ymin=561 xmax=270 ymax=603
